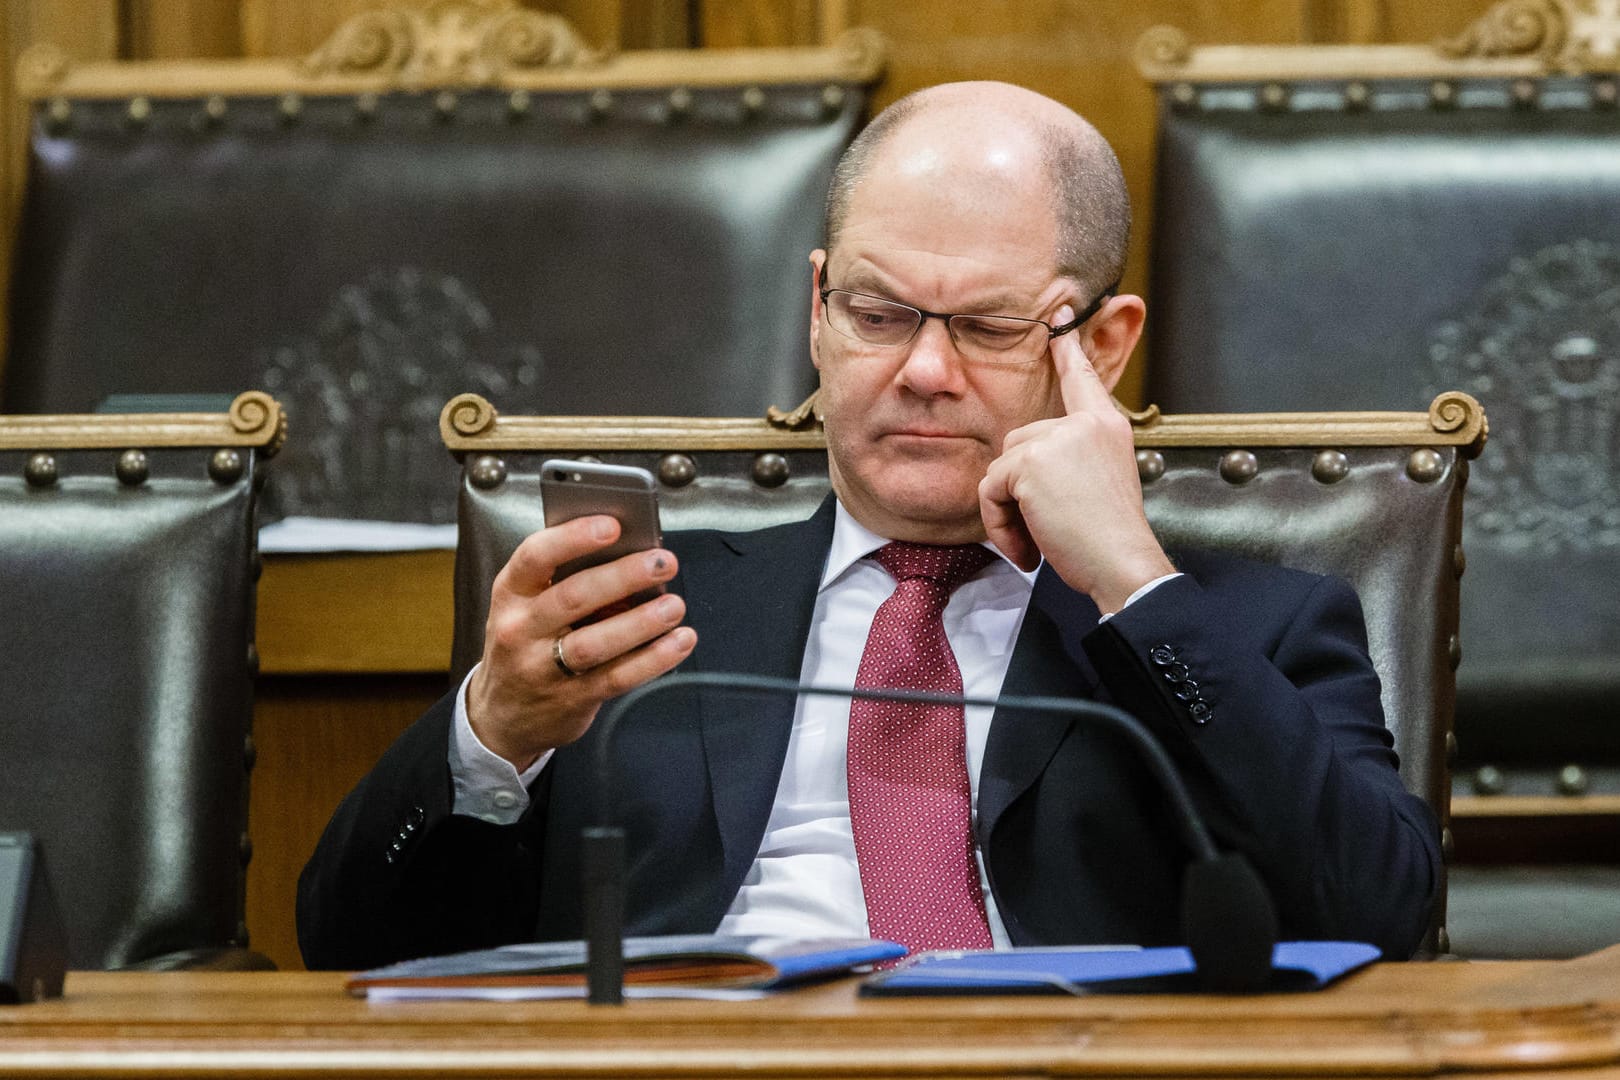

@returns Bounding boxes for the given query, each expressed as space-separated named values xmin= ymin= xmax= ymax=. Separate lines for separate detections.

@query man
xmin=298 ymin=82 xmax=1440 ymax=970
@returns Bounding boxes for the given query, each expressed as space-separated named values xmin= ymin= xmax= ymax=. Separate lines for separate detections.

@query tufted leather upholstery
xmin=1145 ymin=76 xmax=1620 ymax=809
xmin=5 ymin=37 xmax=878 ymax=525
xmin=442 ymin=392 xmax=1481 ymax=949
xmin=0 ymin=397 xmax=280 ymax=969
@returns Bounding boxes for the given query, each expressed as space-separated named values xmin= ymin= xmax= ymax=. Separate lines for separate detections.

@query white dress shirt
xmin=448 ymin=501 xmax=1176 ymax=944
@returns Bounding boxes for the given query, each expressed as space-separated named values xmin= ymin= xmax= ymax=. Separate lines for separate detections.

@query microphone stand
xmin=584 ymin=671 xmax=1277 ymax=1004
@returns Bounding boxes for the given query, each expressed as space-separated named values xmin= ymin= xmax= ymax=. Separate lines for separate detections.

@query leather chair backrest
xmin=6 ymin=6 xmax=883 ymax=525
xmin=442 ymin=389 xmax=1487 ymax=947
xmin=1137 ymin=20 xmax=1620 ymax=800
xmin=0 ymin=392 xmax=284 ymax=968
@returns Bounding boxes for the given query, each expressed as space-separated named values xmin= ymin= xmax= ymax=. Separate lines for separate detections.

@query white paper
xmin=259 ymin=516 xmax=457 ymax=554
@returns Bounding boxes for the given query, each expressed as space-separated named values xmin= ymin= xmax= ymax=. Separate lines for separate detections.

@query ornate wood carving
xmin=0 ymin=391 xmax=287 ymax=455
xmin=441 ymin=391 xmax=1487 ymax=456
xmin=15 ymin=2 xmax=885 ymax=101
xmin=1137 ymin=2 xmax=1620 ymax=82
xmin=300 ymin=0 xmax=602 ymax=87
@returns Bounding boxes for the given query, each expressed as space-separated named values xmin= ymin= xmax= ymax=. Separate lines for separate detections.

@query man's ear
xmin=808 ymin=250 xmax=827 ymax=369
xmin=1082 ymin=294 xmax=1146 ymax=393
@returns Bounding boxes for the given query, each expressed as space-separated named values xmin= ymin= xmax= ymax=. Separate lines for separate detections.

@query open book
xmin=346 ymin=935 xmax=907 ymax=1001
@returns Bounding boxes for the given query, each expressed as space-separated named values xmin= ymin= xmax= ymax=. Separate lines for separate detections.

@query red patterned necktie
xmin=848 ymin=540 xmax=998 ymax=954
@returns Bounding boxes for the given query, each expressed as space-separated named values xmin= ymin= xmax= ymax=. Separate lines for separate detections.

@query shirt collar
xmin=820 ymin=499 xmax=1040 ymax=592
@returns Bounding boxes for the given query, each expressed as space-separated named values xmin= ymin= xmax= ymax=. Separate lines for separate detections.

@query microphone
xmin=582 ymin=671 xmax=1278 ymax=1004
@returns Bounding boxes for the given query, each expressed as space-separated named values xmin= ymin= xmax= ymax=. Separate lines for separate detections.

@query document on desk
xmin=347 ymin=934 xmax=908 ymax=1002
xmin=861 ymin=941 xmax=1381 ymax=996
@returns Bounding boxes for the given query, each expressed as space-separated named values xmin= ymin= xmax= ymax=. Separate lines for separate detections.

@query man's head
xmin=809 ymin=81 xmax=1144 ymax=544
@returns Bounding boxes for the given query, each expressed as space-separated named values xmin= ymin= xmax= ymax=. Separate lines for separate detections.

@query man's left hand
xmin=978 ymin=304 xmax=1175 ymax=613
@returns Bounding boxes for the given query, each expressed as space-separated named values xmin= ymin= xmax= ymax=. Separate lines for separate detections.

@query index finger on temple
xmin=1050 ymin=305 xmax=1115 ymax=418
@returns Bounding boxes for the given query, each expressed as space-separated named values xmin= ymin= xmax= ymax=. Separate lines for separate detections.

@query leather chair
xmin=1136 ymin=10 xmax=1620 ymax=957
xmin=439 ymin=388 xmax=1486 ymax=954
xmin=6 ymin=2 xmax=884 ymax=525
xmin=0 ymin=392 xmax=284 ymax=969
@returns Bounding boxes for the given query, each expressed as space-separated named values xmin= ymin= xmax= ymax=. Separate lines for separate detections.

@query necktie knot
xmin=873 ymin=541 xmax=995 ymax=593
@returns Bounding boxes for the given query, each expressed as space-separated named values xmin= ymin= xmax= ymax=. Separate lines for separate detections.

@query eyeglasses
xmin=817 ymin=281 xmax=1117 ymax=366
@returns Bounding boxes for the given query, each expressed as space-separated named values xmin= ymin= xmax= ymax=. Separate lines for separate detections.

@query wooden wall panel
xmin=126 ymin=0 xmax=242 ymax=58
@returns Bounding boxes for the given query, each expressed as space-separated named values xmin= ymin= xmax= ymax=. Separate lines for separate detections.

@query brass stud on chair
xmin=1436 ymin=927 xmax=1451 ymax=955
xmin=741 ymin=86 xmax=766 ymax=118
xmin=243 ymin=732 xmax=257 ymax=771
xmin=1445 ymin=731 xmax=1459 ymax=767
xmin=751 ymin=452 xmax=789 ymax=488
xmin=1429 ymin=81 xmax=1456 ymax=109
xmin=239 ymin=833 xmax=253 ymax=867
xmin=45 ymin=97 xmax=73 ymax=133
xmin=1453 ymin=543 xmax=1467 ymax=578
xmin=278 ymin=93 xmax=304 ymax=124
xmin=1472 ymin=764 xmax=1505 ymax=796
xmin=1448 ymin=633 xmax=1461 ymax=671
xmin=246 ymin=642 xmax=259 ymax=677
xmin=434 ymin=91 xmax=458 ymax=121
xmin=821 ymin=84 xmax=846 ymax=117
xmin=468 ymin=454 xmax=507 ymax=490
xmin=1595 ymin=77 xmax=1619 ymax=108
xmin=1311 ymin=449 xmax=1349 ymax=484
xmin=1259 ymin=82 xmax=1289 ymax=112
xmin=116 ymin=449 xmax=149 ymax=486
xmin=588 ymin=89 xmax=614 ymax=121
xmin=1135 ymin=449 xmax=1165 ymax=483
xmin=1440 ymin=826 xmax=1454 ymax=862
xmin=1218 ymin=449 xmax=1258 ymax=485
xmin=209 ymin=448 xmax=244 ymax=484
xmin=354 ymin=93 xmax=379 ymax=123
xmin=1406 ymin=448 xmax=1445 ymax=483
xmin=1344 ymin=81 xmax=1370 ymax=111
xmin=203 ymin=95 xmax=228 ymax=126
xmin=1557 ymin=764 xmax=1590 ymax=796
xmin=658 ymin=453 xmax=696 ymax=488
xmin=1169 ymin=82 xmax=1197 ymax=111
xmin=24 ymin=453 xmax=57 ymax=488
xmin=1511 ymin=78 xmax=1538 ymax=108
xmin=127 ymin=97 xmax=153 ymax=126
xmin=508 ymin=89 xmax=532 ymax=119
xmin=666 ymin=87 xmax=693 ymax=121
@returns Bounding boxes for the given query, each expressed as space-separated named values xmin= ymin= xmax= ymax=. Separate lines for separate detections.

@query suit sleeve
xmin=1082 ymin=571 xmax=1441 ymax=959
xmin=295 ymin=689 xmax=551 ymax=970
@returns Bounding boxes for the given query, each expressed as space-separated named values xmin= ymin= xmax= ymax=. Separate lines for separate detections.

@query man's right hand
xmin=466 ymin=514 xmax=695 ymax=770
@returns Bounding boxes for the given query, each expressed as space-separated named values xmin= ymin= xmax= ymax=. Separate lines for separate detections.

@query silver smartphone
xmin=540 ymin=458 xmax=665 ymax=620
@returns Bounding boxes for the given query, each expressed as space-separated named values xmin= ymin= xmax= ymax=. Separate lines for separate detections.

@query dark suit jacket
xmin=298 ymin=499 xmax=1440 ymax=969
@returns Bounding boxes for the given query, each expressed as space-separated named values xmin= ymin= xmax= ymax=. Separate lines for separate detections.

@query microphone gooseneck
xmin=582 ymin=671 xmax=1277 ymax=1004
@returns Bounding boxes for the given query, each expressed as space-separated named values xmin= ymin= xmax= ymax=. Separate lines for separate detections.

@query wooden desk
xmin=4 ymin=951 xmax=1620 ymax=1077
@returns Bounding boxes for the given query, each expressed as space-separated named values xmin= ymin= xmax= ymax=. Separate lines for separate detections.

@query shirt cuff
xmin=448 ymin=663 xmax=553 ymax=824
xmin=1097 ymin=572 xmax=1183 ymax=623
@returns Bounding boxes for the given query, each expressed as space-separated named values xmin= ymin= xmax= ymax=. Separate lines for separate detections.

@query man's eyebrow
xmin=833 ymin=272 xmax=1036 ymax=315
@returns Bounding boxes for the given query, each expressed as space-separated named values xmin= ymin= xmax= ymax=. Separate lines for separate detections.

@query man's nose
xmin=897 ymin=316 xmax=968 ymax=394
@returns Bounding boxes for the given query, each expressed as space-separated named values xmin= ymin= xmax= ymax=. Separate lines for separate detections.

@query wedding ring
xmin=552 ymin=634 xmax=581 ymax=678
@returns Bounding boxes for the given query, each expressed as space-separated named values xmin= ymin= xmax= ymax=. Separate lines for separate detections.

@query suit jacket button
xmin=1188 ymin=700 xmax=1212 ymax=724
xmin=1150 ymin=645 xmax=1177 ymax=666
xmin=384 ymin=849 xmax=398 ymax=865
xmin=407 ymin=805 xmax=426 ymax=827
xmin=1162 ymin=661 xmax=1190 ymax=684
xmin=1174 ymin=680 xmax=1200 ymax=702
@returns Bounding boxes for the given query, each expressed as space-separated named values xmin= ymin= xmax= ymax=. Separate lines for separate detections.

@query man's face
xmin=810 ymin=150 xmax=1077 ymax=544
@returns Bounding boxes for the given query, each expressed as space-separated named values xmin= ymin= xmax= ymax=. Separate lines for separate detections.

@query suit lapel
xmin=977 ymin=565 xmax=1102 ymax=839
xmin=681 ymin=498 xmax=836 ymax=889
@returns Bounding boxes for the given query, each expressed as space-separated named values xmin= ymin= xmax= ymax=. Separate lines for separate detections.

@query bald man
xmin=298 ymin=83 xmax=1441 ymax=970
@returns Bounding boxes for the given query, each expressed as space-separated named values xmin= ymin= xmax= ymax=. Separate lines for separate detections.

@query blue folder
xmin=861 ymin=941 xmax=1381 ymax=996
